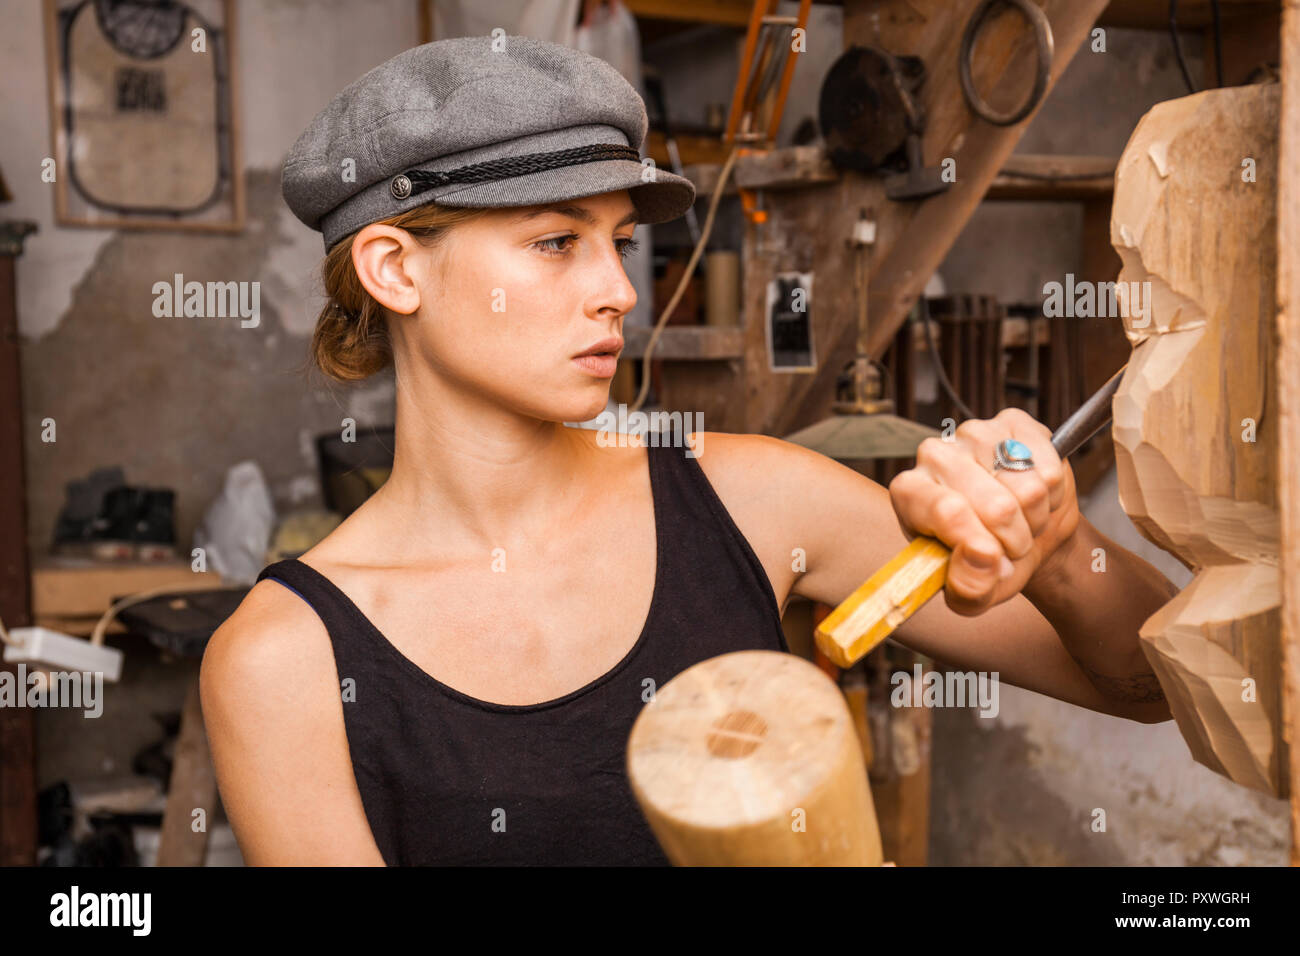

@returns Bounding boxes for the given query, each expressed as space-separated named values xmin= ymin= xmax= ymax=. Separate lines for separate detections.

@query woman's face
xmin=394 ymin=189 xmax=641 ymax=425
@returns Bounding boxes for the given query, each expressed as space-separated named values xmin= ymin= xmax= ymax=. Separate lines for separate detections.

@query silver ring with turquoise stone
xmin=992 ymin=438 xmax=1036 ymax=472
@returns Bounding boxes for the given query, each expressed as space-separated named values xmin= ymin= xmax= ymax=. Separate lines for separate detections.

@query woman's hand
xmin=887 ymin=408 xmax=1081 ymax=616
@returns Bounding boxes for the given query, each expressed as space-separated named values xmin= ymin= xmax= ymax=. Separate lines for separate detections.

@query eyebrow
xmin=511 ymin=204 xmax=638 ymax=228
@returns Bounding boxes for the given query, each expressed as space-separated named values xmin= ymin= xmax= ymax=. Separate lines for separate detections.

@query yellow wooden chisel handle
xmin=813 ymin=536 xmax=952 ymax=668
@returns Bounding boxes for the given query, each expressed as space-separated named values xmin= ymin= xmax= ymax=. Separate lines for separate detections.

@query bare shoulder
xmin=201 ymin=578 xmax=337 ymax=700
xmin=199 ymin=578 xmax=343 ymax=789
xmin=200 ymin=578 xmax=384 ymax=864
xmin=687 ymin=431 xmax=896 ymax=611
xmin=200 ymin=575 xmax=350 ymax=764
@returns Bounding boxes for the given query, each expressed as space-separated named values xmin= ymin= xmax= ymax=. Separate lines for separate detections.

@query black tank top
xmin=255 ymin=439 xmax=790 ymax=865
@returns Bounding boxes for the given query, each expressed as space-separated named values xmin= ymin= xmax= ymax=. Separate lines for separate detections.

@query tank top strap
xmin=642 ymin=434 xmax=787 ymax=638
xmin=256 ymin=558 xmax=347 ymax=626
xmin=254 ymin=558 xmax=389 ymax=690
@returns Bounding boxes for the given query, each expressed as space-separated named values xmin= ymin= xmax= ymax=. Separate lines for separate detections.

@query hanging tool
xmin=724 ymin=0 xmax=813 ymax=224
xmin=818 ymin=45 xmax=949 ymax=201
xmin=814 ymin=363 xmax=1127 ymax=668
xmin=724 ymin=0 xmax=811 ymax=148
xmin=643 ymin=69 xmax=701 ymax=246
xmin=958 ymin=0 xmax=1055 ymax=127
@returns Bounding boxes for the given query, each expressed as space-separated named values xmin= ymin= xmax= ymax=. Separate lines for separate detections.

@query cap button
xmin=390 ymin=174 xmax=412 ymax=200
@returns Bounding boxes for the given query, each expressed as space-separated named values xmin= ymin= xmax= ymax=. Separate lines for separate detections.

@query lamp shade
xmin=784 ymin=412 xmax=939 ymax=462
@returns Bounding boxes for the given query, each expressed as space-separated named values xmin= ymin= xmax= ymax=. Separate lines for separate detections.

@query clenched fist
xmin=887 ymin=408 xmax=1081 ymax=616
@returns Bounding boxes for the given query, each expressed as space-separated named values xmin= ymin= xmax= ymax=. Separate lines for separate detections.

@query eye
xmin=534 ymin=234 xmax=578 ymax=256
xmin=531 ymin=234 xmax=641 ymax=260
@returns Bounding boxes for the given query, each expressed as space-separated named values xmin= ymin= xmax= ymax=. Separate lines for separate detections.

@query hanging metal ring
xmin=959 ymin=0 xmax=1055 ymax=127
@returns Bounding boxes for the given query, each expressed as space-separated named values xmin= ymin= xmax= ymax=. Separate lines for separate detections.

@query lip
xmin=573 ymin=353 xmax=618 ymax=378
xmin=573 ymin=336 xmax=624 ymax=359
xmin=571 ymin=337 xmax=623 ymax=379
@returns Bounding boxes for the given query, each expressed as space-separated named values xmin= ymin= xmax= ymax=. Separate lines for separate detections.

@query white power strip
xmin=3 ymin=627 xmax=123 ymax=683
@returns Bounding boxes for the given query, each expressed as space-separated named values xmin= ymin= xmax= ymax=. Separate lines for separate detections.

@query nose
xmin=589 ymin=244 xmax=638 ymax=319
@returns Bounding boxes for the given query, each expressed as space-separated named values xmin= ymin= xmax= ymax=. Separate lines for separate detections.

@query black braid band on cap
xmin=398 ymin=144 xmax=643 ymax=199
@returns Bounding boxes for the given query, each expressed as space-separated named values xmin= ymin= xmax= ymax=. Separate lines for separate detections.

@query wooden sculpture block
xmin=1110 ymin=84 xmax=1286 ymax=796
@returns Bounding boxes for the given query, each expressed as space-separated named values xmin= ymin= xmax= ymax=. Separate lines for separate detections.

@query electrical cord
xmin=1169 ymin=0 xmax=1198 ymax=94
xmin=0 ymin=583 xmax=216 ymax=654
xmin=959 ymin=0 xmax=1055 ymax=127
xmin=1171 ymin=0 xmax=1226 ymax=93
xmin=1210 ymin=0 xmax=1224 ymax=88
xmin=1164 ymin=0 xmax=1222 ymax=93
xmin=916 ymin=294 xmax=976 ymax=422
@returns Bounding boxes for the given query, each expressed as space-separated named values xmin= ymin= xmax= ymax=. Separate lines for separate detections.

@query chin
xmin=564 ymin=389 xmax=613 ymax=424
xmin=521 ymin=383 xmax=611 ymax=425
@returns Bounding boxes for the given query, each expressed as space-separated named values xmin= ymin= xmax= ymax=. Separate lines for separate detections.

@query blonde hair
xmin=312 ymin=203 xmax=493 ymax=382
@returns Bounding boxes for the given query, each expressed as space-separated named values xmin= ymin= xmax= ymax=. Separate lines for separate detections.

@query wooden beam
xmin=156 ymin=669 xmax=216 ymax=866
xmin=0 ymin=224 xmax=37 ymax=867
xmin=1277 ymin=0 xmax=1300 ymax=865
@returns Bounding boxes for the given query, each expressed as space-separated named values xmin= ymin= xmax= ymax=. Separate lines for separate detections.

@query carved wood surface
xmin=1110 ymin=83 xmax=1286 ymax=796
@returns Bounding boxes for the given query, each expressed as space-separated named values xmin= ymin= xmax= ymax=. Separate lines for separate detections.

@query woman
xmin=201 ymin=36 xmax=1176 ymax=866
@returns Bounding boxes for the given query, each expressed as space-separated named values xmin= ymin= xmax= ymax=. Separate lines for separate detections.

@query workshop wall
xmin=7 ymin=0 xmax=410 ymax=573
xmin=4 ymin=0 xmax=415 ymax=826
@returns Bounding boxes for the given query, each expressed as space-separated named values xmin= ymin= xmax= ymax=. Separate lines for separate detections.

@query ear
xmin=351 ymin=224 xmax=425 ymax=317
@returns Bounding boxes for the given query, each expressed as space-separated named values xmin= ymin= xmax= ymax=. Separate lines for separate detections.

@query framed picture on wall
xmin=42 ymin=0 xmax=244 ymax=235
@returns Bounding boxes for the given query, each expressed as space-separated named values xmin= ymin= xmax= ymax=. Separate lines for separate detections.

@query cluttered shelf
xmin=624 ymin=0 xmax=1279 ymax=30
xmin=671 ymin=144 xmax=1117 ymax=201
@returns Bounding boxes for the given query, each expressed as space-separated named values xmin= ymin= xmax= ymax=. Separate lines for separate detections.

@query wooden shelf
xmin=683 ymin=144 xmax=839 ymax=197
xmin=646 ymin=129 xmax=733 ymax=169
xmin=680 ymin=144 xmax=1117 ymax=202
xmin=625 ymin=0 xmax=843 ymax=27
xmin=627 ymin=1 xmax=1278 ymax=34
xmin=621 ymin=325 xmax=745 ymax=360
xmin=987 ymin=154 xmax=1117 ymax=200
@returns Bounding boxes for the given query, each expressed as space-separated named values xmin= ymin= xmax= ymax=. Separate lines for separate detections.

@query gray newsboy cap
xmin=282 ymin=35 xmax=697 ymax=251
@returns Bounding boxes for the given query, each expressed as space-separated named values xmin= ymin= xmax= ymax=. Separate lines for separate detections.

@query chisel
xmin=813 ymin=363 xmax=1127 ymax=669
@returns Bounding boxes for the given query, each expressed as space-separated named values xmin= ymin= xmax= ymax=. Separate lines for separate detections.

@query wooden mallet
xmin=627 ymin=649 xmax=883 ymax=866
xmin=815 ymin=364 xmax=1127 ymax=669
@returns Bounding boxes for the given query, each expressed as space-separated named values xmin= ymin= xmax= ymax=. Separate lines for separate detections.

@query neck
xmin=366 ymin=365 xmax=602 ymax=561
